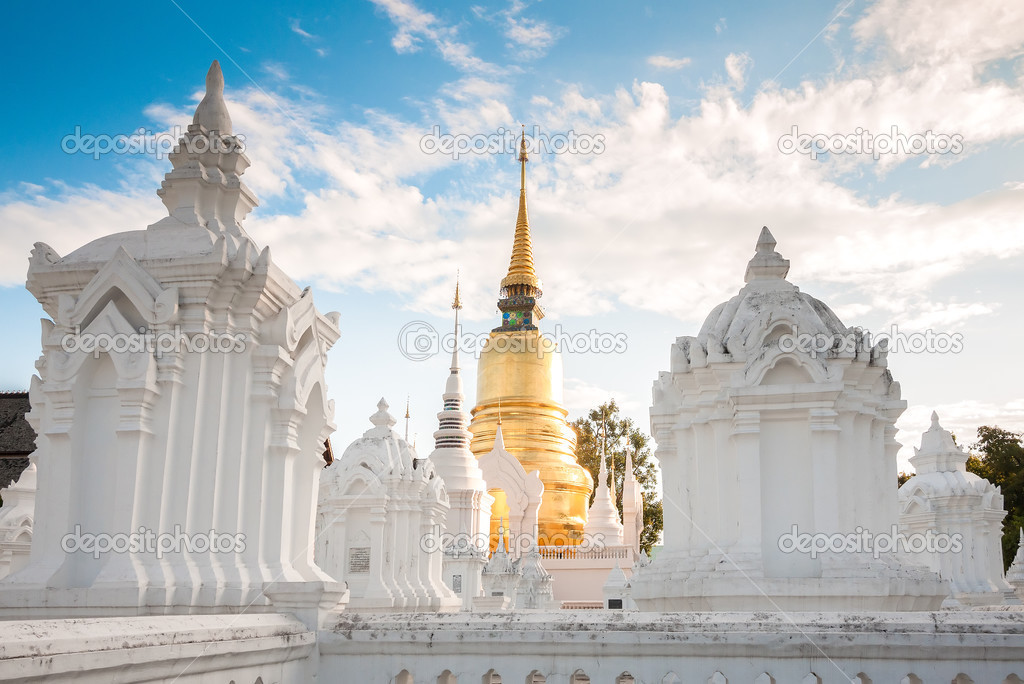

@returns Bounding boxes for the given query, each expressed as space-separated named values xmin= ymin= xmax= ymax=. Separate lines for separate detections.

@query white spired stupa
xmin=898 ymin=412 xmax=1014 ymax=606
xmin=631 ymin=227 xmax=948 ymax=611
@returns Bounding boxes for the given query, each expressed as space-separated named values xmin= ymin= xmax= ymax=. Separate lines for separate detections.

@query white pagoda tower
xmin=428 ymin=280 xmax=494 ymax=610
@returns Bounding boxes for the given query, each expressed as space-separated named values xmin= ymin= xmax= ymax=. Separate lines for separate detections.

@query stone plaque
xmin=347 ymin=546 xmax=370 ymax=574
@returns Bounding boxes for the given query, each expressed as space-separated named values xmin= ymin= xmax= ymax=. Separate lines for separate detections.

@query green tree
xmin=571 ymin=399 xmax=664 ymax=555
xmin=966 ymin=426 xmax=1024 ymax=570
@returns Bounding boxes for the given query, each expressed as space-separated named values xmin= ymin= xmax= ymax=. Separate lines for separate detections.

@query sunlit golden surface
xmin=471 ymin=329 xmax=594 ymax=547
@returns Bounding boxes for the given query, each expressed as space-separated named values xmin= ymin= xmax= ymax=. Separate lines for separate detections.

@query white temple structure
xmin=0 ymin=462 xmax=35 ymax=580
xmin=316 ymin=399 xmax=460 ymax=612
xmin=0 ymin=60 xmax=344 ymax=618
xmin=0 ymin=62 xmax=1020 ymax=684
xmin=899 ymin=411 xmax=1013 ymax=606
xmin=427 ymin=282 xmax=494 ymax=610
xmin=631 ymin=227 xmax=947 ymax=611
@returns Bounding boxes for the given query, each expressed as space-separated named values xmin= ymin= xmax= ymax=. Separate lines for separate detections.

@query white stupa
xmin=428 ymin=281 xmax=494 ymax=609
xmin=583 ymin=423 xmax=624 ymax=548
xmin=0 ymin=60 xmax=344 ymax=617
xmin=316 ymin=399 xmax=460 ymax=613
xmin=899 ymin=412 xmax=1012 ymax=606
xmin=631 ymin=227 xmax=947 ymax=611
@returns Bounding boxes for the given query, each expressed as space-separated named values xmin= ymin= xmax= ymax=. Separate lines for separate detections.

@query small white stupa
xmin=632 ymin=227 xmax=947 ymax=611
xmin=477 ymin=520 xmax=520 ymax=611
xmin=316 ymin=399 xmax=460 ymax=613
xmin=0 ymin=463 xmax=35 ymax=580
xmin=583 ymin=422 xmax=624 ymax=548
xmin=899 ymin=412 xmax=1013 ymax=606
xmin=1006 ymin=529 xmax=1024 ymax=601
xmin=428 ymin=280 xmax=494 ymax=610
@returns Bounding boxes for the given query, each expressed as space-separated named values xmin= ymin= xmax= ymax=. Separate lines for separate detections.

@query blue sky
xmin=1 ymin=0 xmax=1023 ymax=470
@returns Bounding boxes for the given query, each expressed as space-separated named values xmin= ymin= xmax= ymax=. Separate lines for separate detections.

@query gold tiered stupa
xmin=469 ymin=132 xmax=594 ymax=547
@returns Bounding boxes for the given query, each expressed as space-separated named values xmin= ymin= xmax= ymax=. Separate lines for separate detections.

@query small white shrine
xmin=0 ymin=463 xmax=35 ymax=580
xmin=316 ymin=399 xmax=460 ymax=612
xmin=631 ymin=227 xmax=947 ymax=611
xmin=899 ymin=412 xmax=1014 ymax=606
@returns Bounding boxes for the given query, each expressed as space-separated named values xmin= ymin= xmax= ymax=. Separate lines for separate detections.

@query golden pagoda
xmin=469 ymin=130 xmax=594 ymax=547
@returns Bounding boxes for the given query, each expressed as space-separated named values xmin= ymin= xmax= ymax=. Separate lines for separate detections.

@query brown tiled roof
xmin=0 ymin=392 xmax=36 ymax=456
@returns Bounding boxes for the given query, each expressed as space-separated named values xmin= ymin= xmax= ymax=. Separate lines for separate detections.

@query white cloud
xmin=370 ymin=0 xmax=500 ymax=73
xmin=289 ymin=18 xmax=315 ymax=40
xmin=647 ymin=55 xmax=691 ymax=70
xmin=725 ymin=52 xmax=753 ymax=89
xmin=262 ymin=61 xmax=289 ymax=81
xmin=5 ymin=0 xmax=1024 ymax=356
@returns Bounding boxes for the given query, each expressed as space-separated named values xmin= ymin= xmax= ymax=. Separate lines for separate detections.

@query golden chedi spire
xmin=500 ymin=128 xmax=542 ymax=296
xmin=470 ymin=126 xmax=593 ymax=548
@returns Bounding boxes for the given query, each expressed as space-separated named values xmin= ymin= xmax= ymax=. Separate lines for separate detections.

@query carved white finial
xmin=744 ymin=226 xmax=790 ymax=284
xmin=192 ymin=60 xmax=233 ymax=135
xmin=930 ymin=411 xmax=940 ymax=429
xmin=370 ymin=398 xmax=396 ymax=429
xmin=755 ymin=226 xmax=777 ymax=253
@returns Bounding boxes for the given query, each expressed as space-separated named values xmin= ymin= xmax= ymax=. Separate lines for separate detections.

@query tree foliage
xmin=571 ymin=399 xmax=663 ymax=555
xmin=966 ymin=426 xmax=1024 ymax=570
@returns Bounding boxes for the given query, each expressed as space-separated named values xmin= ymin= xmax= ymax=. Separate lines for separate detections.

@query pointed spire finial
xmin=450 ymin=273 xmax=463 ymax=373
xmin=192 ymin=60 xmax=233 ymax=135
xmin=744 ymin=225 xmax=790 ymax=284
xmin=452 ymin=270 xmax=463 ymax=311
xmin=369 ymin=398 xmax=396 ymax=430
xmin=755 ymin=226 xmax=776 ymax=253
xmin=498 ymin=124 xmax=542 ymax=298
xmin=404 ymin=396 xmax=411 ymax=442
xmin=930 ymin=410 xmax=940 ymax=429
